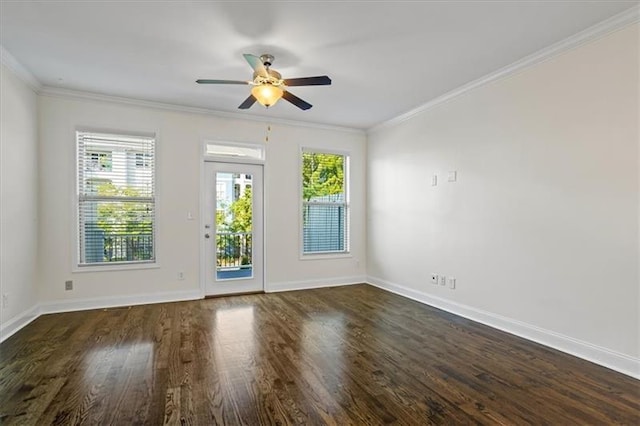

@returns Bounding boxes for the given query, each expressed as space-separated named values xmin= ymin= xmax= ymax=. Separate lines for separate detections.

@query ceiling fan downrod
xmin=260 ymin=54 xmax=275 ymax=68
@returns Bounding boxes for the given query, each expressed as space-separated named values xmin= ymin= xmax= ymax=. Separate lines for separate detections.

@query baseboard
xmin=0 ymin=280 xmax=366 ymax=342
xmin=38 ymin=289 xmax=203 ymax=315
xmin=266 ymin=276 xmax=366 ymax=293
xmin=0 ymin=304 xmax=40 ymax=343
xmin=367 ymin=276 xmax=640 ymax=380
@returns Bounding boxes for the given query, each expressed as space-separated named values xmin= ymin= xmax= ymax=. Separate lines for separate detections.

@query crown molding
xmin=38 ymin=86 xmax=364 ymax=135
xmin=368 ymin=5 xmax=640 ymax=134
xmin=0 ymin=45 xmax=42 ymax=92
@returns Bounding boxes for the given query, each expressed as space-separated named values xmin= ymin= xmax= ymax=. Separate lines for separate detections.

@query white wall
xmin=37 ymin=94 xmax=366 ymax=305
xmin=0 ymin=63 xmax=39 ymax=336
xmin=367 ymin=23 xmax=639 ymax=369
xmin=265 ymin=124 xmax=366 ymax=289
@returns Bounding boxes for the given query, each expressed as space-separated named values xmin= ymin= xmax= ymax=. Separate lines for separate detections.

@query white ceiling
xmin=0 ymin=1 xmax=636 ymax=129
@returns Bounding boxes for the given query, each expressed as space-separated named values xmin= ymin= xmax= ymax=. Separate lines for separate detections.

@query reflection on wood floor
xmin=0 ymin=284 xmax=638 ymax=424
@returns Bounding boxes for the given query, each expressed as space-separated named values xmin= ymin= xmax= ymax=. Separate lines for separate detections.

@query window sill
xmin=72 ymin=262 xmax=160 ymax=273
xmin=299 ymin=253 xmax=352 ymax=261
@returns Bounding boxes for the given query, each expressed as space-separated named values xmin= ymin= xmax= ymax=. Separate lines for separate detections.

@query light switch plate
xmin=448 ymin=171 xmax=457 ymax=182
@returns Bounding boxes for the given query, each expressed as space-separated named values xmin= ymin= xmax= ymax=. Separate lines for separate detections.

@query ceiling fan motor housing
xmin=253 ymin=69 xmax=282 ymax=85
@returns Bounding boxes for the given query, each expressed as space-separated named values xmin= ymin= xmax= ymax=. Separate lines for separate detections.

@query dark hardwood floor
xmin=0 ymin=284 xmax=638 ymax=425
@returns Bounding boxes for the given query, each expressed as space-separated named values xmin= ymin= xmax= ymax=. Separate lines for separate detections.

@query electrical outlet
xmin=439 ymin=276 xmax=446 ymax=286
xmin=2 ymin=294 xmax=8 ymax=309
xmin=177 ymin=271 xmax=185 ymax=280
xmin=448 ymin=277 xmax=456 ymax=289
xmin=430 ymin=274 xmax=438 ymax=284
xmin=65 ymin=280 xmax=73 ymax=291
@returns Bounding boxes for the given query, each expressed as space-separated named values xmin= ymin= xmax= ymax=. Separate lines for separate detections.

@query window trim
xmin=299 ymin=146 xmax=351 ymax=259
xmin=73 ymin=128 xmax=160 ymax=272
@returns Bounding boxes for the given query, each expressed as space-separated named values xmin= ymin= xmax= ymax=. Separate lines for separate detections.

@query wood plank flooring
xmin=0 ymin=284 xmax=638 ymax=425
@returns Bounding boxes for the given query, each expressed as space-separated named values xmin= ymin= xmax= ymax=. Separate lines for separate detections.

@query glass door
xmin=204 ymin=162 xmax=263 ymax=295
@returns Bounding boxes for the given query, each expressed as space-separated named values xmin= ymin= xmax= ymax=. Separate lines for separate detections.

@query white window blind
xmin=302 ymin=151 xmax=349 ymax=254
xmin=77 ymin=131 xmax=156 ymax=266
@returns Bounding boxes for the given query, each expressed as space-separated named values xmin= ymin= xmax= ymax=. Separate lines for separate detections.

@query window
xmin=134 ymin=152 xmax=152 ymax=168
xmin=216 ymin=182 xmax=227 ymax=203
xmin=87 ymin=151 xmax=112 ymax=171
xmin=301 ymin=150 xmax=349 ymax=254
xmin=204 ymin=142 xmax=265 ymax=161
xmin=77 ymin=131 xmax=156 ymax=266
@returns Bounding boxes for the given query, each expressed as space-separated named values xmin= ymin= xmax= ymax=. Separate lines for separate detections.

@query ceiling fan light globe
xmin=251 ymin=84 xmax=283 ymax=107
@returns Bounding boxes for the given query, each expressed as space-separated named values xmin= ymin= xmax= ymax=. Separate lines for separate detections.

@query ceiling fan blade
xmin=283 ymin=76 xmax=332 ymax=86
xmin=196 ymin=79 xmax=250 ymax=85
xmin=238 ymin=94 xmax=257 ymax=109
xmin=243 ymin=54 xmax=268 ymax=77
xmin=282 ymin=91 xmax=312 ymax=110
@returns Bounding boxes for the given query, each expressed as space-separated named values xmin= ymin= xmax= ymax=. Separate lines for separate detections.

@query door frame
xmin=200 ymin=152 xmax=266 ymax=298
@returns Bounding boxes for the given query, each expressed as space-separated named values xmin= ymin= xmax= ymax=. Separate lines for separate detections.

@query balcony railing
xmin=217 ymin=232 xmax=252 ymax=269
xmin=104 ymin=233 xmax=154 ymax=262
xmin=83 ymin=223 xmax=154 ymax=263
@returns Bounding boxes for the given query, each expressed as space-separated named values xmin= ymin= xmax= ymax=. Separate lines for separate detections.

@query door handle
xmin=204 ymin=233 xmax=210 ymax=239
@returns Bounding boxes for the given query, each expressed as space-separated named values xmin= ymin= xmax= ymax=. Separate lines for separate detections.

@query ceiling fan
xmin=196 ymin=53 xmax=331 ymax=110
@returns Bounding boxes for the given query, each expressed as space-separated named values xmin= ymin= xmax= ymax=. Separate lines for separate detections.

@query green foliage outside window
xmin=302 ymin=153 xmax=344 ymax=201
xmin=96 ymin=182 xmax=152 ymax=234
xmin=216 ymin=186 xmax=253 ymax=266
